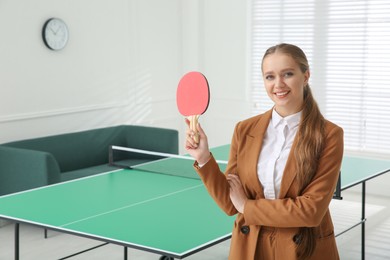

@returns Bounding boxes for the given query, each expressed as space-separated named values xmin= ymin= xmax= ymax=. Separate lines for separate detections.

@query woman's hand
xmin=184 ymin=118 xmax=211 ymax=165
xmin=226 ymin=174 xmax=248 ymax=214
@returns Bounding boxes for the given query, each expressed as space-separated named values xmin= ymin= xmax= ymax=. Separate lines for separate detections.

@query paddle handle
xmin=189 ymin=115 xmax=200 ymax=143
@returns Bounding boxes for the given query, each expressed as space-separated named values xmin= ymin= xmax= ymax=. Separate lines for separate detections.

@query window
xmin=250 ymin=0 xmax=390 ymax=156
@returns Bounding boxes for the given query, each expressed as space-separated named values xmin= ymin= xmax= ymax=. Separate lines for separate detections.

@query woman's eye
xmin=284 ymin=72 xmax=294 ymax=77
xmin=265 ymin=75 xmax=274 ymax=80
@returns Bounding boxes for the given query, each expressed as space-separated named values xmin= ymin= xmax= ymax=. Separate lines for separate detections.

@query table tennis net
xmin=109 ymin=146 xmax=228 ymax=180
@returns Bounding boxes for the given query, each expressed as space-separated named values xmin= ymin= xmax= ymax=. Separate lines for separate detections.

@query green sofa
xmin=0 ymin=125 xmax=179 ymax=196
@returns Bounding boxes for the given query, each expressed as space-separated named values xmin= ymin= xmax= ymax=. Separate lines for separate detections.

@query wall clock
xmin=42 ymin=18 xmax=69 ymax=51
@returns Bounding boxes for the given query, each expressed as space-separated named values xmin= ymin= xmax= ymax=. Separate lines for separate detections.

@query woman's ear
xmin=304 ymin=70 xmax=310 ymax=85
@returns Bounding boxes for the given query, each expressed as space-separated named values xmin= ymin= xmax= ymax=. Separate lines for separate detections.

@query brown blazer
xmin=195 ymin=109 xmax=344 ymax=260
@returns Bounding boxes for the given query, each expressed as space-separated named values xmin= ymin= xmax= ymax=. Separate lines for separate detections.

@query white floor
xmin=0 ymin=190 xmax=389 ymax=260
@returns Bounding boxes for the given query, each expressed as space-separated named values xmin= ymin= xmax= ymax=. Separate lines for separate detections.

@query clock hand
xmin=55 ymin=26 xmax=62 ymax=34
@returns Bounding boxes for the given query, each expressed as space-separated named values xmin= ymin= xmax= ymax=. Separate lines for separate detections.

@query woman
xmin=185 ymin=43 xmax=343 ymax=260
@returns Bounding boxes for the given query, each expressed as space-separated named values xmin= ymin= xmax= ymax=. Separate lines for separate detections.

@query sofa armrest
xmin=0 ymin=146 xmax=61 ymax=196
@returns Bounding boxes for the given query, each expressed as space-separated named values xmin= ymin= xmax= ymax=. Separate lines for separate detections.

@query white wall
xmin=0 ymin=0 xmax=249 ymax=153
xmin=199 ymin=1 xmax=250 ymax=148
xmin=1 ymin=0 xmax=130 ymax=137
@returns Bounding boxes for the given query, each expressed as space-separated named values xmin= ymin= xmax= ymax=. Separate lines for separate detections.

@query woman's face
xmin=262 ymin=52 xmax=309 ymax=117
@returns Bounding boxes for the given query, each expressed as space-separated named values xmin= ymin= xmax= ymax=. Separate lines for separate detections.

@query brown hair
xmin=262 ymin=43 xmax=326 ymax=260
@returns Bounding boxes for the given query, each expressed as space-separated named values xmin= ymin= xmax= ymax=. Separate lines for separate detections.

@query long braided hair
xmin=262 ymin=43 xmax=326 ymax=260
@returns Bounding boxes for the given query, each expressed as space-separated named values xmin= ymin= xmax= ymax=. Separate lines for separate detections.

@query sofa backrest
xmin=2 ymin=125 xmax=179 ymax=173
xmin=3 ymin=126 xmax=127 ymax=172
xmin=124 ymin=125 xmax=179 ymax=155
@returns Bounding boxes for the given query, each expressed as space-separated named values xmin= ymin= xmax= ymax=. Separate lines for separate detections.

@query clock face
xmin=42 ymin=18 xmax=69 ymax=51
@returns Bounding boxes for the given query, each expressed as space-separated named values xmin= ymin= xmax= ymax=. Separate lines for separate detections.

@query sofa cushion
xmin=60 ymin=164 xmax=118 ymax=182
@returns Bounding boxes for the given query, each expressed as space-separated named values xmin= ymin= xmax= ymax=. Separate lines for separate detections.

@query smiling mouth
xmin=274 ymin=91 xmax=290 ymax=97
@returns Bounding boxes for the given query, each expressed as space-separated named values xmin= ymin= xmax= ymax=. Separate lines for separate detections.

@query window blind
xmin=250 ymin=0 xmax=390 ymax=156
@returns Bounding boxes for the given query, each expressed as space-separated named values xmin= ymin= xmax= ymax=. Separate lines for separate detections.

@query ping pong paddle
xmin=176 ymin=71 xmax=210 ymax=143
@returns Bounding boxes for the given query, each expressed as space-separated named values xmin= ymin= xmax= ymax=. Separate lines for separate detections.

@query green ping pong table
xmin=0 ymin=145 xmax=232 ymax=260
xmin=333 ymin=155 xmax=390 ymax=260
xmin=0 ymin=144 xmax=389 ymax=260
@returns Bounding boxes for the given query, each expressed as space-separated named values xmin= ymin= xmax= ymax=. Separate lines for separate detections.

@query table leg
xmin=15 ymin=223 xmax=19 ymax=260
xmin=333 ymin=173 xmax=343 ymax=200
xmin=124 ymin=247 xmax=128 ymax=260
xmin=361 ymin=182 xmax=366 ymax=260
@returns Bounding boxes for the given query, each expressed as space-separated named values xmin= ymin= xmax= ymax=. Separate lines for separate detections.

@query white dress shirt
xmin=257 ymin=109 xmax=302 ymax=199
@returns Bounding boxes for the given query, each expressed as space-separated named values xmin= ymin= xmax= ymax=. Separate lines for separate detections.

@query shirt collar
xmin=271 ymin=109 xmax=302 ymax=130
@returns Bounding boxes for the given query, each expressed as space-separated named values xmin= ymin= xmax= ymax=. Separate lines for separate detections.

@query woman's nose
xmin=274 ymin=76 xmax=285 ymax=87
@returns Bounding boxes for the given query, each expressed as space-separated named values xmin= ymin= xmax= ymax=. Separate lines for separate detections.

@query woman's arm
xmin=194 ymin=123 xmax=242 ymax=216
